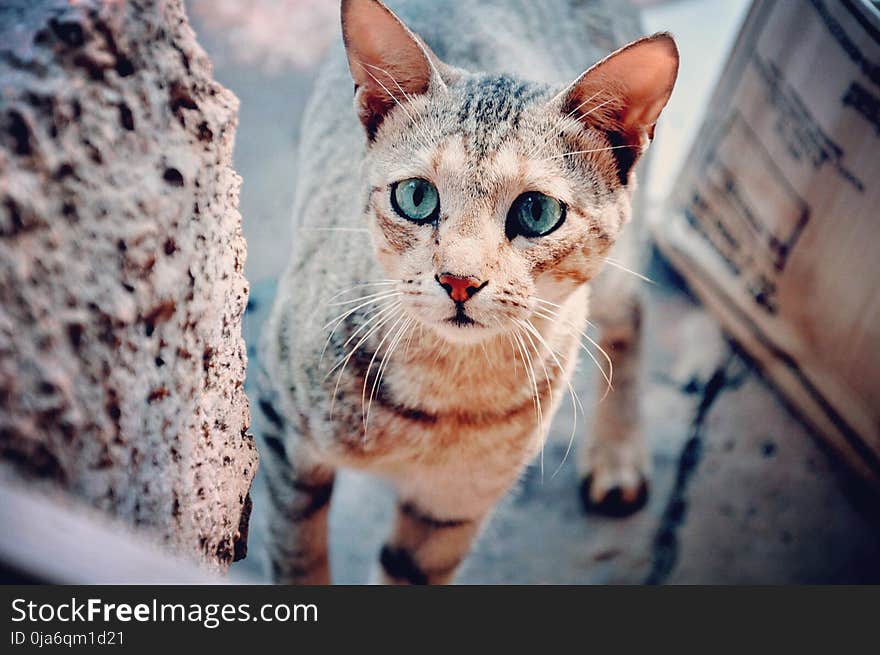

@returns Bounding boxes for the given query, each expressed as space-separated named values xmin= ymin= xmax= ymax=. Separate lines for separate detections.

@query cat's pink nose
xmin=436 ymin=273 xmax=486 ymax=303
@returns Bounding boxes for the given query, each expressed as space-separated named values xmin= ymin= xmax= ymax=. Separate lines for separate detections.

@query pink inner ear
xmin=612 ymin=41 xmax=678 ymax=130
xmin=566 ymin=34 xmax=679 ymax=135
xmin=342 ymin=0 xmax=433 ymax=113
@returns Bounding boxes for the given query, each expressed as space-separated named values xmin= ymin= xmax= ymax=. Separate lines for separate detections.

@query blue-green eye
xmin=506 ymin=192 xmax=566 ymax=238
xmin=390 ymin=178 xmax=440 ymax=223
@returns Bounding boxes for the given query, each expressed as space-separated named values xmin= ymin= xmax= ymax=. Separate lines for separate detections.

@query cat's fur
xmin=259 ymin=0 xmax=678 ymax=584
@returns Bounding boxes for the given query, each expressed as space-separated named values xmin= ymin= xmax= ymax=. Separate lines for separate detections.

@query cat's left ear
xmin=341 ymin=0 xmax=446 ymax=139
xmin=562 ymin=33 xmax=679 ymax=183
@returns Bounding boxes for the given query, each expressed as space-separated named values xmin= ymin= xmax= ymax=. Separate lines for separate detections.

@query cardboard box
xmin=653 ymin=0 xmax=880 ymax=486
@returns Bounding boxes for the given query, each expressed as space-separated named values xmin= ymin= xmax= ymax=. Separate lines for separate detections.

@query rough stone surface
xmin=0 ymin=0 xmax=256 ymax=570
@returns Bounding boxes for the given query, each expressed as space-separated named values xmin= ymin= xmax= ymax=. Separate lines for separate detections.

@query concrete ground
xmin=237 ymin=260 xmax=880 ymax=584
xmin=189 ymin=0 xmax=880 ymax=584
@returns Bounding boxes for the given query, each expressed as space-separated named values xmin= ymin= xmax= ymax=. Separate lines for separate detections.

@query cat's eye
xmin=506 ymin=192 xmax=566 ymax=239
xmin=390 ymin=178 xmax=440 ymax=223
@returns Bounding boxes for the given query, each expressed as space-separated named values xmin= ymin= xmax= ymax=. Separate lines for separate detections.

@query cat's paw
xmin=577 ymin=437 xmax=649 ymax=518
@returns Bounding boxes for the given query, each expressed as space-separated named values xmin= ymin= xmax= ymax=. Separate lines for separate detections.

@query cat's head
xmin=342 ymin=0 xmax=678 ymax=344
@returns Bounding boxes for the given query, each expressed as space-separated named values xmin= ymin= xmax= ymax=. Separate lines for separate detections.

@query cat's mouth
xmin=446 ymin=305 xmax=480 ymax=328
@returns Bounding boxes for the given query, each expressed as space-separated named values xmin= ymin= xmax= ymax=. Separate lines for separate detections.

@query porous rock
xmin=0 ymin=0 xmax=256 ymax=571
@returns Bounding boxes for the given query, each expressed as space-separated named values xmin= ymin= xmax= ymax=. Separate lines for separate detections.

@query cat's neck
xmin=379 ymin=289 xmax=588 ymax=416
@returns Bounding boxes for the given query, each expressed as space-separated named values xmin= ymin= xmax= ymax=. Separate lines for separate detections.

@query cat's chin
xmin=425 ymin=320 xmax=498 ymax=345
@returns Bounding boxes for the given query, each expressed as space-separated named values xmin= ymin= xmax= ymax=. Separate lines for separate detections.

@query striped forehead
xmin=383 ymin=74 xmax=575 ymax=201
xmin=450 ymin=74 xmax=550 ymax=158
xmin=429 ymin=137 xmax=573 ymax=207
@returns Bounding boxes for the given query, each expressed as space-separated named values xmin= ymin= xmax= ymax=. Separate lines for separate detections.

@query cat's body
xmin=259 ymin=0 xmax=677 ymax=583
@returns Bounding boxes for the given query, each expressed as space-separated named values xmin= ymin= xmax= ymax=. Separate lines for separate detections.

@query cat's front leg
xmin=258 ymin=402 xmax=336 ymax=584
xmin=578 ymin=289 xmax=649 ymax=517
xmin=375 ymin=496 xmax=486 ymax=585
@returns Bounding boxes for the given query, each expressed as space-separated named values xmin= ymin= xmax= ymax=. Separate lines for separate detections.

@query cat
xmin=258 ymin=0 xmax=678 ymax=584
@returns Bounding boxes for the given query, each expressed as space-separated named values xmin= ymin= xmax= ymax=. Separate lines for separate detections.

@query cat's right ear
xmin=561 ymin=33 xmax=679 ymax=184
xmin=341 ymin=0 xmax=440 ymax=139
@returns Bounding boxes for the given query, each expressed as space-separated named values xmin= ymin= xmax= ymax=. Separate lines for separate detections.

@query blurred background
xmin=186 ymin=0 xmax=880 ymax=583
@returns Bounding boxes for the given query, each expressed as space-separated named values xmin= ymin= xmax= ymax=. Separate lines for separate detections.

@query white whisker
xmin=320 ymin=297 xmax=393 ymax=364
xmin=308 ymin=279 xmax=395 ymax=329
xmin=328 ymin=289 xmax=401 ymax=308
xmin=359 ymin=61 xmax=436 ymax=152
xmin=532 ymin=299 xmax=614 ymax=401
xmin=403 ymin=320 xmax=420 ymax=358
xmin=541 ymin=143 xmax=638 ymax=162
xmin=517 ymin=323 xmax=554 ymax=479
xmin=303 ymin=227 xmax=371 ymax=233
xmin=512 ymin=328 xmax=544 ymax=477
xmin=326 ymin=300 xmax=401 ymax=376
xmin=478 ymin=339 xmax=492 ymax=368
xmin=534 ymin=308 xmax=613 ymax=401
xmin=325 ymin=280 xmax=396 ymax=304
xmin=365 ymin=316 xmax=412 ymax=433
xmin=528 ymin=91 xmax=607 ymax=159
xmin=322 ymin=291 xmax=401 ymax=330
xmin=327 ymin=301 xmax=402 ymax=419
xmin=361 ymin=312 xmax=407 ymax=432
xmin=533 ymin=298 xmax=599 ymax=331
xmin=518 ymin=322 xmax=553 ymax=407
xmin=547 ymin=75 xmax=583 ymax=105
xmin=519 ymin=318 xmax=585 ymax=478
xmin=605 ymin=258 xmax=655 ymax=285
xmin=577 ymin=96 xmax=616 ymax=121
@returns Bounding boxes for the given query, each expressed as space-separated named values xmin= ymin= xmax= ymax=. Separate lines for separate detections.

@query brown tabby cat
xmin=258 ymin=0 xmax=678 ymax=583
